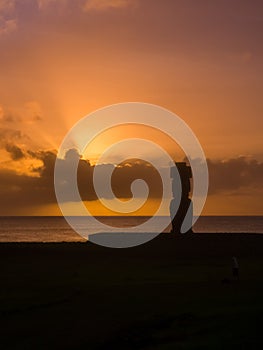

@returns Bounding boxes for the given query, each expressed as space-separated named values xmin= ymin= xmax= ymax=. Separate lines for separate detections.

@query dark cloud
xmin=55 ymin=149 xmax=163 ymax=202
xmin=5 ymin=143 xmax=24 ymax=160
xmin=0 ymin=127 xmax=29 ymax=162
xmin=0 ymin=148 xmax=163 ymax=211
xmin=208 ymin=157 xmax=263 ymax=194
xmin=0 ymin=149 xmax=263 ymax=213
xmin=0 ymin=103 xmax=42 ymax=161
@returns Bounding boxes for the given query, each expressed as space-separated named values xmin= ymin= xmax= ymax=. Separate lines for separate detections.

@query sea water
xmin=0 ymin=216 xmax=262 ymax=242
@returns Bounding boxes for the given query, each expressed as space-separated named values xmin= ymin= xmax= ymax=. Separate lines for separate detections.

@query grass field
xmin=1 ymin=233 xmax=263 ymax=349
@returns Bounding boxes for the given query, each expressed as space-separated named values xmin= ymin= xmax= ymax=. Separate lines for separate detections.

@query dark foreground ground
xmin=1 ymin=233 xmax=263 ymax=349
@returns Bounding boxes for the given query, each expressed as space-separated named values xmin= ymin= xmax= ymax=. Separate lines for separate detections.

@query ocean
xmin=0 ymin=216 xmax=262 ymax=242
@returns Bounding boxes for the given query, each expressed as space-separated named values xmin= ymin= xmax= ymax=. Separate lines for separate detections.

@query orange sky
xmin=0 ymin=0 xmax=263 ymax=215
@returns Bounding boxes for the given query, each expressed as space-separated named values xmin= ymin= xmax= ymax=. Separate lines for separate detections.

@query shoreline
xmin=1 ymin=231 xmax=263 ymax=244
xmin=2 ymin=232 xmax=263 ymax=256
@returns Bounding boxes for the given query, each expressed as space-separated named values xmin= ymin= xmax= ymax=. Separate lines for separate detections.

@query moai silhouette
xmin=170 ymin=162 xmax=193 ymax=233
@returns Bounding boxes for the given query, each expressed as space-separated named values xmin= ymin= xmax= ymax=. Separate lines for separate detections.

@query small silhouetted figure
xmin=232 ymin=256 xmax=239 ymax=280
xmin=170 ymin=162 xmax=193 ymax=234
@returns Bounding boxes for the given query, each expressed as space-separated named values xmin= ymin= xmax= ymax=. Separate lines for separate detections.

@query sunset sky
xmin=0 ymin=0 xmax=262 ymax=216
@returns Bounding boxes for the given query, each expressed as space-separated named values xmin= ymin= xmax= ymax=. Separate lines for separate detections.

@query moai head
xmin=170 ymin=162 xmax=192 ymax=197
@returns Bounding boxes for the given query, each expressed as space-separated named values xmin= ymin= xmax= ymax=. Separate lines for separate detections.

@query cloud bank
xmin=0 ymin=141 xmax=263 ymax=213
xmin=0 ymin=0 xmax=137 ymax=37
xmin=83 ymin=0 xmax=135 ymax=12
xmin=0 ymin=0 xmax=16 ymax=36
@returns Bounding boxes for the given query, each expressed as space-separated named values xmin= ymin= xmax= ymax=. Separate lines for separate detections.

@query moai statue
xmin=170 ymin=162 xmax=193 ymax=233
